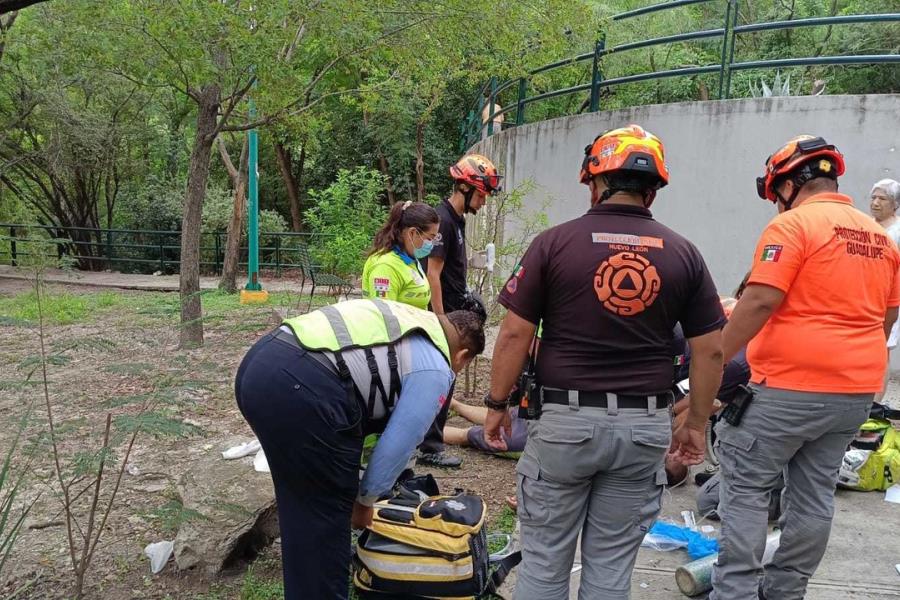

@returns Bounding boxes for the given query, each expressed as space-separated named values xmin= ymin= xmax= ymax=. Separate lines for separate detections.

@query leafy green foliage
xmin=70 ymin=447 xmax=118 ymax=479
xmin=305 ymin=167 xmax=389 ymax=277
xmin=142 ymin=498 xmax=208 ymax=535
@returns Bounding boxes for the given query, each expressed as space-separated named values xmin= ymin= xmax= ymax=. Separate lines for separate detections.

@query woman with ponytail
xmin=361 ymin=201 xmax=440 ymax=310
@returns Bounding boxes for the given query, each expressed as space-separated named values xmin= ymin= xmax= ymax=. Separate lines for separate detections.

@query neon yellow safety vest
xmin=283 ymin=299 xmax=451 ymax=365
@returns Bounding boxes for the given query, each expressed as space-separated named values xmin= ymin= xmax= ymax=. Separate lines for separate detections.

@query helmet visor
xmin=475 ymin=173 xmax=502 ymax=194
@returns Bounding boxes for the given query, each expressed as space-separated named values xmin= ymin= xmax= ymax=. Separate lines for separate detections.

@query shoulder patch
xmin=760 ymin=245 xmax=783 ymax=262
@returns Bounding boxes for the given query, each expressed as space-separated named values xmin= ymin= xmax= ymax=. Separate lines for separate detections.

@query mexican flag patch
xmin=374 ymin=277 xmax=390 ymax=298
xmin=760 ymin=245 xmax=783 ymax=262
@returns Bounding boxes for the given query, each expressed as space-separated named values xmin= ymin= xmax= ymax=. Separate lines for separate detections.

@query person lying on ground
xmin=442 ymin=398 xmax=526 ymax=458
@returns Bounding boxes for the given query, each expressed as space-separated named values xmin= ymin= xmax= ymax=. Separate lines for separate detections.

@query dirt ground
xmin=0 ymin=278 xmax=514 ymax=599
xmin=3 ymin=276 xmax=899 ymax=600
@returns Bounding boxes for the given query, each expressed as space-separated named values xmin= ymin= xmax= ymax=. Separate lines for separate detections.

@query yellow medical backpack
xmin=353 ymin=493 xmax=518 ymax=599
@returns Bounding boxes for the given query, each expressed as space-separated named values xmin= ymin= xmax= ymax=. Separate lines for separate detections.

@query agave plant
xmin=749 ymin=72 xmax=826 ymax=97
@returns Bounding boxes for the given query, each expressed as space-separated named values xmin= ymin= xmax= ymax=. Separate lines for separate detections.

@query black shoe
xmin=417 ymin=451 xmax=462 ymax=468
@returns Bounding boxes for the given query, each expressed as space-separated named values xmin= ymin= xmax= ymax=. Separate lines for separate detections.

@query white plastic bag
xmin=640 ymin=533 xmax=687 ymax=552
xmin=143 ymin=540 xmax=174 ymax=574
xmin=253 ymin=448 xmax=270 ymax=473
xmin=222 ymin=439 xmax=261 ymax=460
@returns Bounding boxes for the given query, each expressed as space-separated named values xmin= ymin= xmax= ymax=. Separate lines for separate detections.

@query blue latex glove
xmin=649 ymin=521 xmax=719 ymax=559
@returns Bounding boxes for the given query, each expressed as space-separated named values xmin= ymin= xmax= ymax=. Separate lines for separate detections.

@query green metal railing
xmin=0 ymin=223 xmax=330 ymax=276
xmin=461 ymin=0 xmax=900 ymax=149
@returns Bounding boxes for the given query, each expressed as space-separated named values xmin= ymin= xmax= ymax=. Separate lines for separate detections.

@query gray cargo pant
xmin=697 ymin=471 xmax=783 ymax=521
xmin=709 ymin=384 xmax=872 ymax=600
xmin=514 ymin=400 xmax=671 ymax=600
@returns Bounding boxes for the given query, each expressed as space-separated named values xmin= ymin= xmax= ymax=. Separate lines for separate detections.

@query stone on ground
xmin=173 ymin=439 xmax=278 ymax=574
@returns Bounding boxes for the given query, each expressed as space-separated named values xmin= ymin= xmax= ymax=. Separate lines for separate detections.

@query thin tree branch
xmin=207 ymin=74 xmax=257 ymax=140
xmin=216 ymin=135 xmax=238 ymax=181
xmin=0 ymin=9 xmax=18 ymax=62
xmin=34 ymin=275 xmax=80 ymax=572
xmin=85 ymin=410 xmax=142 ymax=563
xmin=140 ymin=23 xmax=197 ymax=100
xmin=218 ymin=16 xmax=431 ymax=133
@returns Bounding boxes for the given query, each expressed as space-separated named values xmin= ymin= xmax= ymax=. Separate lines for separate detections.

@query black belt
xmin=273 ymin=328 xmax=338 ymax=376
xmin=541 ymin=388 xmax=672 ymax=410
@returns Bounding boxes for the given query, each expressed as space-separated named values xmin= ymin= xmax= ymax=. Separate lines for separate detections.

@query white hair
xmin=871 ymin=179 xmax=900 ymax=207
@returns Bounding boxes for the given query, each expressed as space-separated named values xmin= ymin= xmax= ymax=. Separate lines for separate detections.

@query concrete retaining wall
xmin=470 ymin=94 xmax=900 ymax=367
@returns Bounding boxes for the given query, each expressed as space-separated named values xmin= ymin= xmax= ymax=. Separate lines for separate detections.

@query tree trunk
xmin=377 ymin=152 xmax=396 ymax=205
xmin=415 ymin=121 xmax=425 ymax=202
xmin=179 ymin=84 xmax=220 ymax=349
xmin=362 ymin=108 xmax=396 ymax=205
xmin=274 ymin=140 xmax=303 ymax=232
xmin=219 ymin=138 xmax=249 ymax=293
xmin=697 ymin=78 xmax=710 ymax=101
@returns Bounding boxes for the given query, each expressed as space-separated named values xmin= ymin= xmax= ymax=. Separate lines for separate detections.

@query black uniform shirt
xmin=499 ymin=202 xmax=725 ymax=394
xmin=428 ymin=199 xmax=468 ymax=312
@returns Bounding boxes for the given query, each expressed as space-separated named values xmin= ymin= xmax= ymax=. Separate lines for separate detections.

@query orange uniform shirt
xmin=747 ymin=192 xmax=900 ymax=393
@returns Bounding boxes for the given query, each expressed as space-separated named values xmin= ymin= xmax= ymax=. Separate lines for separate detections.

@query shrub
xmin=305 ymin=167 xmax=388 ymax=279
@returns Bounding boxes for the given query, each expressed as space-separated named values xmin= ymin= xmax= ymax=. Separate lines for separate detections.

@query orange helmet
xmin=756 ymin=135 xmax=845 ymax=203
xmin=579 ymin=124 xmax=669 ymax=188
xmin=449 ymin=154 xmax=502 ymax=195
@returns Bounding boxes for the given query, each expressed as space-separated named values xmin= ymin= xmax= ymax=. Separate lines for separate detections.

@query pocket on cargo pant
xmin=516 ymin=455 xmax=549 ymax=526
xmin=534 ymin=417 xmax=595 ymax=484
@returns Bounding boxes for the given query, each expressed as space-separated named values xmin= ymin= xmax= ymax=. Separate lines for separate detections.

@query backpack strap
xmin=483 ymin=550 xmax=522 ymax=597
xmin=364 ymin=348 xmax=389 ymax=417
xmin=385 ymin=343 xmax=402 ymax=412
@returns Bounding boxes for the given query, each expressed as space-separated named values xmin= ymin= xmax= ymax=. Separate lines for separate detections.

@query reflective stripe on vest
xmin=282 ymin=299 xmax=451 ymax=365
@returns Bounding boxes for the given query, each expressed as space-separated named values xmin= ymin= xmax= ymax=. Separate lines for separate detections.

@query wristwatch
xmin=482 ymin=392 xmax=509 ymax=411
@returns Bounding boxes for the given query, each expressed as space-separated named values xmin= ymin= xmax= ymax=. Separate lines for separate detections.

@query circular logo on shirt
xmin=594 ymin=252 xmax=661 ymax=316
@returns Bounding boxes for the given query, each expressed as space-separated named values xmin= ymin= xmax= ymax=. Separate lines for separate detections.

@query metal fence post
xmin=9 ymin=226 xmax=16 ymax=267
xmin=516 ymin=78 xmax=527 ymax=126
xmin=486 ymin=76 xmax=498 ymax=137
xmin=158 ymin=233 xmax=165 ymax=273
xmin=717 ymin=0 xmax=733 ymax=99
xmin=274 ymin=235 xmax=282 ymax=276
xmin=723 ymin=0 xmax=740 ymax=99
xmin=590 ymin=37 xmax=606 ymax=112
xmin=106 ymin=229 xmax=114 ymax=270
xmin=214 ymin=232 xmax=221 ymax=275
xmin=476 ymin=92 xmax=485 ymax=141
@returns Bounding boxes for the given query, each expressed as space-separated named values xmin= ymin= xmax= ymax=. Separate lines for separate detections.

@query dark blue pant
xmin=235 ymin=331 xmax=364 ymax=600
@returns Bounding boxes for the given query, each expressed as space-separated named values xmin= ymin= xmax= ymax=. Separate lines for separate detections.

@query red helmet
xmin=756 ymin=135 xmax=845 ymax=203
xmin=579 ymin=125 xmax=669 ymax=188
xmin=450 ymin=154 xmax=501 ymax=195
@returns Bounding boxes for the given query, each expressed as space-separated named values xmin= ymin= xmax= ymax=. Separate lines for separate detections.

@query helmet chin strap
xmin=774 ymin=180 xmax=803 ymax=211
xmin=595 ymin=177 xmax=656 ymax=208
xmin=462 ymin=186 xmax=477 ymax=214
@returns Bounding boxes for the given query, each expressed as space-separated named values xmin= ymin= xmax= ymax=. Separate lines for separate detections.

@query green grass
xmin=491 ymin=506 xmax=517 ymax=536
xmin=239 ymin=560 xmax=284 ymax=600
xmin=0 ymin=287 xmax=334 ymax=328
xmin=0 ymin=290 xmax=122 ymax=325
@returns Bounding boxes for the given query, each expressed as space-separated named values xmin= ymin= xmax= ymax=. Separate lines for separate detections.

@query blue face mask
xmin=413 ymin=238 xmax=434 ymax=259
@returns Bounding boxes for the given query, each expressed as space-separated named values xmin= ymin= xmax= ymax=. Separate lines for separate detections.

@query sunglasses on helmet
xmin=474 ymin=173 xmax=503 ymax=193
